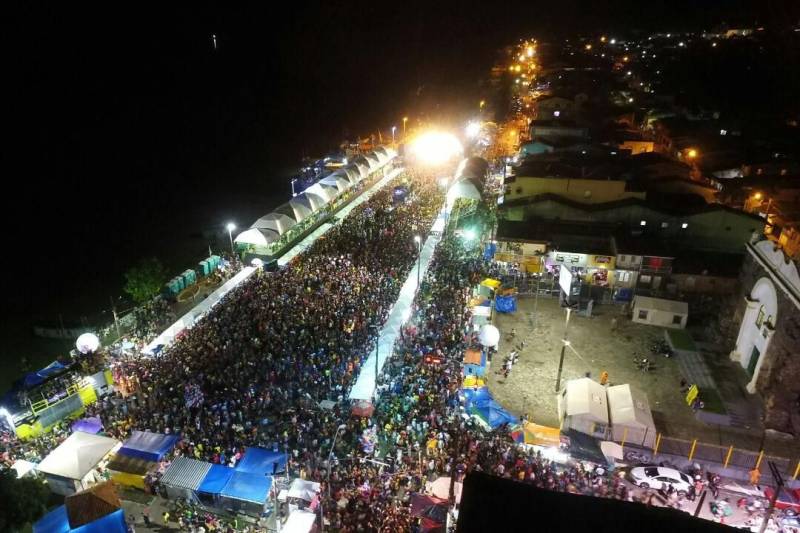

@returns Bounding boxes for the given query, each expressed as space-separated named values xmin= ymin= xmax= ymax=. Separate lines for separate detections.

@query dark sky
xmin=4 ymin=0 xmax=796 ymax=321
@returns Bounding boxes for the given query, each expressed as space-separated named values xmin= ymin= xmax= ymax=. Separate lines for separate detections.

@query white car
xmin=629 ymin=466 xmax=693 ymax=495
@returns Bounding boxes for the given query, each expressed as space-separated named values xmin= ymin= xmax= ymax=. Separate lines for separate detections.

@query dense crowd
xmin=4 ymin=165 xmax=788 ymax=533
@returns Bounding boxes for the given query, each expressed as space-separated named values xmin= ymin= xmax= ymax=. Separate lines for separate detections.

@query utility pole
xmin=554 ymin=307 xmax=572 ymax=393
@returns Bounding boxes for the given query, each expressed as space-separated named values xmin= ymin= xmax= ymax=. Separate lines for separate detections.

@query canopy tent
xmin=159 ymin=457 xmax=213 ymax=502
xmin=558 ymin=378 xmax=609 ymax=438
xmin=471 ymin=400 xmax=517 ymax=429
xmin=495 ymin=295 xmax=517 ymax=313
xmin=319 ymin=174 xmax=351 ymax=194
xmin=65 ymin=481 xmax=121 ymax=528
xmin=34 ymin=506 xmax=126 ymax=533
xmin=198 ymin=464 xmax=235 ymax=495
xmin=235 ymin=227 xmax=280 ymax=247
xmin=219 ymin=471 xmax=273 ymax=514
xmin=118 ymin=430 xmax=178 ymax=462
xmin=607 ymin=384 xmax=657 ymax=448
xmin=463 ymin=348 xmax=483 ymax=366
xmin=235 ymin=447 xmax=287 ymax=475
xmin=461 ymin=386 xmax=492 ymax=409
xmin=446 ymin=180 xmax=481 ymax=209
xmin=343 ymin=167 xmax=362 ymax=185
xmin=11 ymin=459 xmax=37 ymax=478
xmin=305 ymin=182 xmax=338 ymax=204
xmin=106 ymin=452 xmax=157 ymax=490
xmin=37 ymin=432 xmax=119 ymax=495
xmin=600 ymin=441 xmax=624 ymax=462
xmin=251 ymin=213 xmax=297 ymax=235
xmin=514 ymin=422 xmax=561 ymax=447
xmin=71 ymin=417 xmax=103 ymax=435
xmin=287 ymin=478 xmax=321 ymax=501
xmin=288 ymin=196 xmax=316 ymax=222
xmin=364 ymin=152 xmax=381 ymax=168
xmin=480 ymin=278 xmax=502 ymax=290
xmin=560 ymin=428 xmax=608 ymax=464
xmin=283 ymin=510 xmax=317 ymax=533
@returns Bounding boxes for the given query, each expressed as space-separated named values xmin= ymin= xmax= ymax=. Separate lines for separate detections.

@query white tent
xmin=251 ymin=213 xmax=297 ymax=235
xmin=446 ymin=180 xmax=481 ymax=209
xmin=287 ymin=479 xmax=321 ymax=501
xmin=283 ymin=509 xmax=317 ymax=533
xmin=558 ymin=378 xmax=609 ymax=438
xmin=288 ymin=196 xmax=316 ymax=222
xmin=37 ymin=432 xmax=120 ymax=495
xmin=304 ymin=182 xmax=338 ymax=204
xmin=11 ymin=459 xmax=37 ymax=479
xmin=607 ymin=384 xmax=657 ymax=448
xmin=235 ymin=227 xmax=280 ymax=247
xmin=319 ymin=174 xmax=351 ymax=194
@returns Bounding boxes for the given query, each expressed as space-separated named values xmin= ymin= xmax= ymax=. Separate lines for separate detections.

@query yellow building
xmin=504 ymin=175 xmax=645 ymax=206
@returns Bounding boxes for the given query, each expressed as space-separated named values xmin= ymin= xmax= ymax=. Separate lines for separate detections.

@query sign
xmin=559 ymin=265 xmax=573 ymax=297
xmin=685 ymin=384 xmax=699 ymax=406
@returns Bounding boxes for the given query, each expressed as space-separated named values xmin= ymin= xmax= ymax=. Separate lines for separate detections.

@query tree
xmin=0 ymin=469 xmax=51 ymax=532
xmin=123 ymin=257 xmax=168 ymax=304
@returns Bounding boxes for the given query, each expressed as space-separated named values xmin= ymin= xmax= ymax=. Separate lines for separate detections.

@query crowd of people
xmin=3 ymin=164 xmax=790 ymax=532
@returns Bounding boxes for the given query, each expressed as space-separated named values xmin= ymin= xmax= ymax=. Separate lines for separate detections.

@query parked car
xmin=628 ymin=466 xmax=693 ymax=495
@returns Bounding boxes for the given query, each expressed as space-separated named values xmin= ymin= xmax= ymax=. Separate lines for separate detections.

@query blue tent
xmin=220 ymin=471 xmax=273 ymax=504
xmin=118 ymin=431 xmax=179 ymax=462
xmin=198 ymin=464 xmax=235 ymax=495
xmin=34 ymin=506 xmax=126 ymax=533
xmin=462 ymin=387 xmax=492 ymax=409
xmin=483 ymin=242 xmax=497 ymax=261
xmin=472 ymin=399 xmax=517 ymax=429
xmin=495 ymin=295 xmax=517 ymax=313
xmin=235 ymin=447 xmax=287 ymax=475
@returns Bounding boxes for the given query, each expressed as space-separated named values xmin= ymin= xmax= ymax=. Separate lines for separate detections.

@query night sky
xmin=3 ymin=1 xmax=797 ymax=359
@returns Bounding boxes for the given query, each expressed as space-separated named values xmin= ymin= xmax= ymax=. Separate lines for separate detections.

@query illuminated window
xmin=553 ymin=110 xmax=560 ymax=117
xmin=756 ymin=306 xmax=765 ymax=328
xmin=661 ymin=222 xmax=669 ymax=228
xmin=640 ymin=220 xmax=647 ymax=226
xmin=681 ymin=223 xmax=688 ymax=229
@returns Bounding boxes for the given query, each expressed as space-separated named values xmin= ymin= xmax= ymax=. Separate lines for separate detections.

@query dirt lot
xmin=488 ymin=296 xmax=727 ymax=442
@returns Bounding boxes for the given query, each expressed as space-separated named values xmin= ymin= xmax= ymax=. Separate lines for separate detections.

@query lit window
xmin=661 ymin=222 xmax=669 ymax=228
xmin=553 ymin=110 xmax=560 ymax=117
xmin=640 ymin=220 xmax=647 ymax=226
xmin=681 ymin=223 xmax=688 ymax=229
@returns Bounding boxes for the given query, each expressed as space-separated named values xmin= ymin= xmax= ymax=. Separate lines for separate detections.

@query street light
xmin=226 ymin=222 xmax=236 ymax=256
xmin=402 ymin=116 xmax=408 ymax=137
xmin=414 ymin=235 xmax=422 ymax=294
xmin=326 ymin=424 xmax=348 ymax=499
xmin=391 ymin=126 xmax=396 ymax=144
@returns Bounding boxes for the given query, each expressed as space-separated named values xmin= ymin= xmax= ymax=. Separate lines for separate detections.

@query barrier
xmin=615 ymin=431 xmax=798 ymax=482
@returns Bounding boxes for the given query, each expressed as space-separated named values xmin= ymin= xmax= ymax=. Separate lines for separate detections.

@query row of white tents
xmin=235 ymin=147 xmax=397 ymax=250
xmin=558 ymin=378 xmax=657 ymax=448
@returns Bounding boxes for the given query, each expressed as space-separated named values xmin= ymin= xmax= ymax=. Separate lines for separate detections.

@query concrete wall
xmin=730 ymin=250 xmax=800 ymax=436
xmin=504 ymin=178 xmax=644 ymax=204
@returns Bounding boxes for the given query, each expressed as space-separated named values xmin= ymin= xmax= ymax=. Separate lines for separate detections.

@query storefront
xmin=546 ymin=252 xmax=616 ymax=287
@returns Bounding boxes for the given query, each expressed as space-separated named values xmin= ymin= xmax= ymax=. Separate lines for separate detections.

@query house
xmin=530 ymin=119 xmax=589 ymax=140
xmin=632 ymin=296 xmax=688 ymax=329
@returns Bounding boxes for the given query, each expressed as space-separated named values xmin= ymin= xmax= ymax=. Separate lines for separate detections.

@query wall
xmin=730 ymin=246 xmax=800 ymax=435
xmin=632 ymin=300 xmax=687 ymax=329
xmin=670 ymin=273 xmax=738 ymax=295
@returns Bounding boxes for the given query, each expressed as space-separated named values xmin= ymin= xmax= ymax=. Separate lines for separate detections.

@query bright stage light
xmin=408 ymin=132 xmax=463 ymax=166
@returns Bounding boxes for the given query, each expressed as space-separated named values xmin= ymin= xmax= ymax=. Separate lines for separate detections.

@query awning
xmin=198 ymin=464 xmax=235 ymax=495
xmin=235 ymin=447 xmax=287 ymax=475
xmin=283 ymin=510 xmax=317 ymax=533
xmin=287 ymin=479 xmax=321 ymax=501
xmin=71 ymin=417 xmax=103 ymax=435
xmin=251 ymin=213 xmax=297 ymax=235
xmin=480 ymin=278 xmax=502 ymax=289
xmin=37 ymin=432 xmax=119 ymax=481
xmin=235 ymin=227 xmax=280 ymax=246
xmin=118 ymin=431 xmax=178 ymax=462
xmin=159 ymin=457 xmax=212 ymax=491
xmin=220 ymin=471 xmax=272 ymax=504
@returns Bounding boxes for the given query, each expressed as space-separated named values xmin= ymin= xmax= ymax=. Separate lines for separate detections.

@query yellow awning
xmin=480 ymin=278 xmax=502 ymax=289
xmin=524 ymin=422 xmax=561 ymax=447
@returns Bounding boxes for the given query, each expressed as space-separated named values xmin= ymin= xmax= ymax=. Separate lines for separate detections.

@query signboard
xmin=559 ymin=265 xmax=573 ymax=296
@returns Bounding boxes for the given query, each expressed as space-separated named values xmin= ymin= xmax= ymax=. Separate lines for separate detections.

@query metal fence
xmin=619 ymin=433 xmax=799 ymax=481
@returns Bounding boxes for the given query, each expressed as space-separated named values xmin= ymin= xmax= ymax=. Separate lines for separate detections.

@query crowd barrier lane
xmin=633 ymin=432 xmax=798 ymax=480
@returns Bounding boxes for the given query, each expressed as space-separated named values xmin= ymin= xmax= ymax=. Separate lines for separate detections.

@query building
xmin=632 ymin=296 xmax=688 ymax=329
xmin=729 ymin=239 xmax=800 ymax=436
xmin=530 ymin=119 xmax=589 ymax=140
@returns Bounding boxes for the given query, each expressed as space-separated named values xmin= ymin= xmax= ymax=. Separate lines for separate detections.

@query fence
xmin=620 ymin=432 xmax=800 ymax=481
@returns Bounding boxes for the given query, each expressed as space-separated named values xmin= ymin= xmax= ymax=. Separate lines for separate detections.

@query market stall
xmin=159 ymin=456 xmax=212 ymax=502
xmin=36 ymin=431 xmax=120 ymax=496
